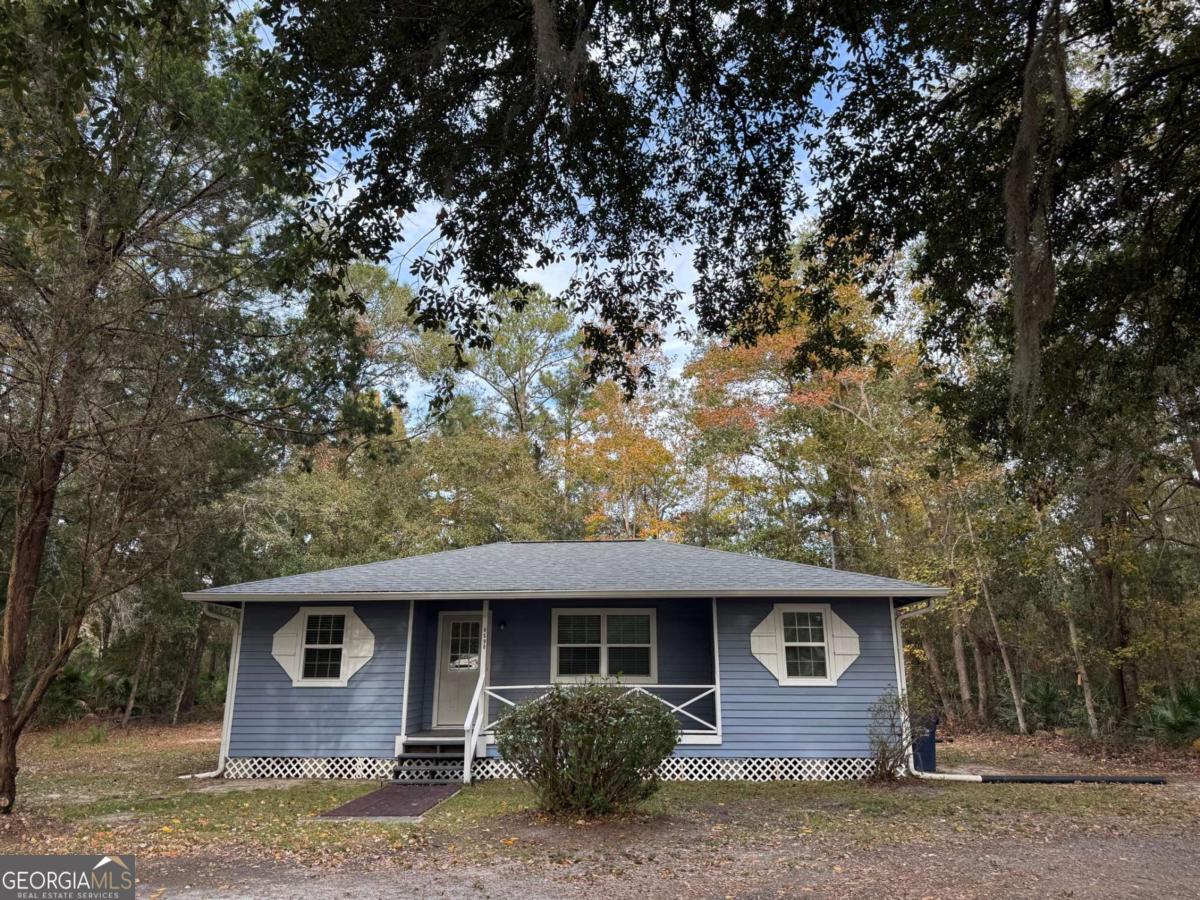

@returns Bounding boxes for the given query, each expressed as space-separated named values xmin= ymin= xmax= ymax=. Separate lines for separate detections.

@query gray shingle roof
xmin=187 ymin=540 xmax=946 ymax=601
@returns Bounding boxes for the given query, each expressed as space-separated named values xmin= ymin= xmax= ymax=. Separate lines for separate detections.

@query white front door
xmin=434 ymin=614 xmax=483 ymax=727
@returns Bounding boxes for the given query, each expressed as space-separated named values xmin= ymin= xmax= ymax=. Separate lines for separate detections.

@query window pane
xmin=607 ymin=614 xmax=650 ymax=645
xmin=608 ymin=646 xmax=651 ymax=677
xmin=782 ymin=611 xmax=823 ymax=644
xmin=785 ymin=645 xmax=827 ymax=678
xmin=557 ymin=646 xmax=600 ymax=676
xmin=303 ymin=647 xmax=343 ymax=679
xmin=305 ymin=614 xmax=345 ymax=645
xmin=558 ymin=614 xmax=601 ymax=645
xmin=449 ymin=620 xmax=481 ymax=670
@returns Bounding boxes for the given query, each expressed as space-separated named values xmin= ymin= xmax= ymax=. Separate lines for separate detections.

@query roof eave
xmin=184 ymin=586 xmax=949 ymax=603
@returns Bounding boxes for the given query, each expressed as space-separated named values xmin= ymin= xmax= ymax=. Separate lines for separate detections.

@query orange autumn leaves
xmin=686 ymin=330 xmax=878 ymax=437
xmin=556 ymin=281 xmax=924 ymax=542
xmin=560 ymin=381 xmax=681 ymax=540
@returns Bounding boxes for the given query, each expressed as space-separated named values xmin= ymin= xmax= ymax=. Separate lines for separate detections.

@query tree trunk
xmin=202 ymin=639 xmax=220 ymax=678
xmin=978 ymin=583 xmax=1027 ymax=734
xmin=99 ymin=613 xmax=113 ymax=657
xmin=1165 ymin=655 xmax=1179 ymax=706
xmin=921 ymin=634 xmax=956 ymax=726
xmin=1063 ymin=604 xmax=1100 ymax=740
xmin=961 ymin=506 xmax=1027 ymax=734
xmin=0 ymin=448 xmax=70 ymax=814
xmin=123 ymin=633 xmax=154 ymax=727
xmin=1094 ymin=555 xmax=1138 ymax=717
xmin=0 ymin=727 xmax=16 ymax=817
xmin=951 ymin=609 xmax=974 ymax=722
xmin=971 ymin=633 xmax=990 ymax=724
xmin=172 ymin=620 xmax=210 ymax=724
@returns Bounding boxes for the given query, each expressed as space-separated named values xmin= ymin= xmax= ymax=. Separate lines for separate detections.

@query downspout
xmin=180 ymin=602 xmax=243 ymax=780
xmin=890 ymin=600 xmax=1165 ymax=786
xmin=891 ymin=599 xmax=983 ymax=783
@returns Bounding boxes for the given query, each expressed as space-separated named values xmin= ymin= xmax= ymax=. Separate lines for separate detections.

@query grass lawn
xmin=5 ymin=722 xmax=1199 ymax=897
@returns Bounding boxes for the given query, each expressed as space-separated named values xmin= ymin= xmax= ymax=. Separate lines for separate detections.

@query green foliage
xmin=494 ymin=684 xmax=680 ymax=816
xmin=1145 ymin=688 xmax=1200 ymax=746
xmin=255 ymin=0 xmax=854 ymax=387
xmin=4 ymin=0 xmax=1199 ymax=773
xmin=1022 ymin=680 xmax=1073 ymax=732
xmin=85 ymin=725 xmax=108 ymax=745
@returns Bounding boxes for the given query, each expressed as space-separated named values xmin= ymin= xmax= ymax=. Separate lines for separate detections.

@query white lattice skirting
xmin=224 ymin=757 xmax=394 ymax=779
xmin=224 ymin=756 xmax=875 ymax=781
xmin=473 ymin=756 xmax=874 ymax=781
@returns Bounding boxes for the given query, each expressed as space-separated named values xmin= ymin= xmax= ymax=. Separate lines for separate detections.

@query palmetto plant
xmin=1147 ymin=687 xmax=1200 ymax=744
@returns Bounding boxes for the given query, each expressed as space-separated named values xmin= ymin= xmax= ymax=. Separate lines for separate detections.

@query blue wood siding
xmin=228 ymin=601 xmax=409 ymax=758
xmin=227 ymin=595 xmax=898 ymax=761
xmin=674 ymin=597 xmax=897 ymax=758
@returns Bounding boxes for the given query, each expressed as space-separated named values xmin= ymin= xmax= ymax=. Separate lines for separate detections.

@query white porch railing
xmin=464 ymin=683 xmax=720 ymax=780
xmin=481 ymin=684 xmax=718 ymax=735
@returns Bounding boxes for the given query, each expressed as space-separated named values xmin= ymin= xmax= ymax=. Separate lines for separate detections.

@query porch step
xmin=399 ymin=742 xmax=464 ymax=756
xmin=396 ymin=751 xmax=463 ymax=760
xmin=391 ymin=755 xmax=465 ymax=784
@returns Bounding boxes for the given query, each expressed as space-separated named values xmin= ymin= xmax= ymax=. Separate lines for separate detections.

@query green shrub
xmin=494 ymin=683 xmax=679 ymax=816
xmin=1145 ymin=687 xmax=1200 ymax=745
xmin=1022 ymin=678 xmax=1071 ymax=730
xmin=867 ymin=688 xmax=935 ymax=781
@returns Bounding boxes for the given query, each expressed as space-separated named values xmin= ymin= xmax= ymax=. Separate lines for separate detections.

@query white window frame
xmin=775 ymin=603 xmax=835 ymax=687
xmin=551 ymin=608 xmax=658 ymax=684
xmin=295 ymin=606 xmax=350 ymax=687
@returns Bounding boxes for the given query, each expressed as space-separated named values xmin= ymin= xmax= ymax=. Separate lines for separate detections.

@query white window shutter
xmin=750 ymin=609 xmax=782 ymax=680
xmin=343 ymin=611 xmax=375 ymax=680
xmin=752 ymin=604 xmax=860 ymax=685
xmin=271 ymin=611 xmax=304 ymax=681
xmin=828 ymin=610 xmax=861 ymax=680
xmin=271 ymin=607 xmax=375 ymax=686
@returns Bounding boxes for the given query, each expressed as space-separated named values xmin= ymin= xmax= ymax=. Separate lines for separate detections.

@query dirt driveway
xmin=139 ymin=822 xmax=1200 ymax=899
xmin=12 ymin=723 xmax=1200 ymax=899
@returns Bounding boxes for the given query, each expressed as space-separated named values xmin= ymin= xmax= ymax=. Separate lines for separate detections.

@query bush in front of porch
xmin=494 ymin=683 xmax=679 ymax=816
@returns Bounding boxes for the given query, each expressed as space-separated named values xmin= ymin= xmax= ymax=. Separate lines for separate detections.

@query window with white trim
xmin=552 ymin=609 xmax=657 ymax=683
xmin=302 ymin=613 xmax=346 ymax=680
xmin=781 ymin=608 xmax=828 ymax=680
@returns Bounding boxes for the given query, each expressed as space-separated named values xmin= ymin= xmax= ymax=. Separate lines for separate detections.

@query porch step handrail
xmin=461 ymin=600 xmax=491 ymax=784
xmin=480 ymin=683 xmax=720 ymax=734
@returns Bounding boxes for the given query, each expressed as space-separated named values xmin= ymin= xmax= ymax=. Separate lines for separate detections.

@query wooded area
xmin=1 ymin=0 xmax=1197 ymax=813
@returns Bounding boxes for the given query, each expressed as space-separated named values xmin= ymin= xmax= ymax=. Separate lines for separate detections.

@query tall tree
xmin=256 ymin=0 xmax=861 ymax=384
xmin=563 ymin=381 xmax=682 ymax=538
xmin=0 ymin=0 xmax=354 ymax=811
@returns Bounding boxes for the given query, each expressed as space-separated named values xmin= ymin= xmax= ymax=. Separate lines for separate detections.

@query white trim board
xmin=398 ymin=599 xmax=415 ymax=743
xmin=710 ymin=597 xmax=723 ymax=741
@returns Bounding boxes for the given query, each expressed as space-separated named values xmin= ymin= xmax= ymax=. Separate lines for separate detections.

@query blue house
xmin=186 ymin=540 xmax=945 ymax=782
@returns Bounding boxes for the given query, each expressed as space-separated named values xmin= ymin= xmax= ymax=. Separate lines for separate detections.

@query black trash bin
xmin=912 ymin=716 xmax=938 ymax=773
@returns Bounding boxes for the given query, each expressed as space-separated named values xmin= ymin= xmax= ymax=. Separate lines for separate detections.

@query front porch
xmin=396 ymin=598 xmax=722 ymax=781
